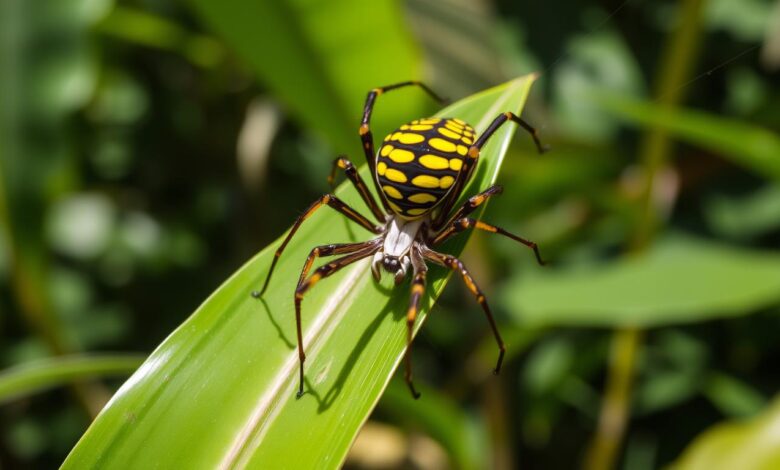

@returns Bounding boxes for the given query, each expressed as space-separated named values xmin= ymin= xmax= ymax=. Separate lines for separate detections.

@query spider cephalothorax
xmin=254 ymin=81 xmax=547 ymax=399
xmin=371 ymin=217 xmax=421 ymax=284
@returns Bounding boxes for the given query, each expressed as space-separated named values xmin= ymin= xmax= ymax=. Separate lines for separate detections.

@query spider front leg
xmin=474 ymin=112 xmax=548 ymax=154
xmin=403 ymin=255 xmax=428 ymax=399
xmin=359 ymin=81 xmax=447 ymax=211
xmin=421 ymin=247 xmax=506 ymax=374
xmin=293 ymin=244 xmax=379 ymax=397
xmin=433 ymin=184 xmax=503 ymax=231
xmin=327 ymin=156 xmax=386 ymax=222
xmin=433 ymin=113 xmax=548 ymax=227
xmin=253 ymin=194 xmax=381 ymax=297
xmin=433 ymin=217 xmax=545 ymax=266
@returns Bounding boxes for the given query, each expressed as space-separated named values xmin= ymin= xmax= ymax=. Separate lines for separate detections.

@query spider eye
xmin=382 ymin=256 xmax=400 ymax=272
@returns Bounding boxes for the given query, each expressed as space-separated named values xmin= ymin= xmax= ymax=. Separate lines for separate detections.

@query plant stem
xmin=633 ymin=0 xmax=707 ymax=250
xmin=584 ymin=0 xmax=707 ymax=469
xmin=583 ymin=328 xmax=642 ymax=470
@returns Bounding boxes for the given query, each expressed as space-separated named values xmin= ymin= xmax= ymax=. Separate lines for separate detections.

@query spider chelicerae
xmin=254 ymin=81 xmax=546 ymax=398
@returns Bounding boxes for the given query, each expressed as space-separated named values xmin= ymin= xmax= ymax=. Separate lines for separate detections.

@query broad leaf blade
xmin=188 ymin=0 xmax=426 ymax=156
xmin=502 ymin=234 xmax=780 ymax=327
xmin=597 ymin=94 xmax=780 ymax=180
xmin=671 ymin=395 xmax=780 ymax=470
xmin=63 ymin=75 xmax=538 ymax=469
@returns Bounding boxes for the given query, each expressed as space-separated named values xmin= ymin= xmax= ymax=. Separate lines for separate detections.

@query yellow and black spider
xmin=254 ymin=81 xmax=547 ymax=399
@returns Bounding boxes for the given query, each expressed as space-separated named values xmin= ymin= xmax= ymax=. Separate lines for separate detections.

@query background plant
xmin=1 ymin=0 xmax=779 ymax=468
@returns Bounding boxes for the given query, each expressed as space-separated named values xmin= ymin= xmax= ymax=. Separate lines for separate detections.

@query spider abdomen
xmin=376 ymin=117 xmax=475 ymax=219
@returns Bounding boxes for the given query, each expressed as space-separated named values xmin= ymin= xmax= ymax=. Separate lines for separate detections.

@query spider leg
xmin=327 ymin=156 xmax=386 ymax=222
xmin=432 ymin=113 xmax=546 ymax=228
xmin=431 ymin=139 xmax=485 ymax=229
xmin=360 ymin=81 xmax=447 ymax=211
xmin=433 ymin=217 xmax=545 ymax=266
xmin=433 ymin=184 xmax=503 ymax=231
xmin=421 ymin=246 xmax=506 ymax=374
xmin=254 ymin=194 xmax=381 ymax=297
xmin=403 ymin=250 xmax=428 ymax=399
xmin=295 ymin=240 xmax=381 ymax=288
xmin=294 ymin=244 xmax=379 ymax=397
xmin=473 ymin=112 xmax=548 ymax=154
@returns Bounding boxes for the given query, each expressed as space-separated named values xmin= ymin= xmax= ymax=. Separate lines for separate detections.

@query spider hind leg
xmin=421 ymin=246 xmax=506 ymax=374
xmin=403 ymin=249 xmax=428 ymax=399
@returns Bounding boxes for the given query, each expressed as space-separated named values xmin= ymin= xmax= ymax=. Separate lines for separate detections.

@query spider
xmin=254 ymin=81 xmax=547 ymax=399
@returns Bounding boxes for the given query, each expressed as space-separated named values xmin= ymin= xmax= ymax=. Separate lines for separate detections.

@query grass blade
xmin=503 ymin=234 xmax=780 ymax=327
xmin=597 ymin=94 xmax=780 ymax=179
xmin=0 ymin=355 xmax=144 ymax=405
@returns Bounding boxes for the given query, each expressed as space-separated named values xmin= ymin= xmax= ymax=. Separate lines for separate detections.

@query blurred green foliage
xmin=1 ymin=0 xmax=779 ymax=468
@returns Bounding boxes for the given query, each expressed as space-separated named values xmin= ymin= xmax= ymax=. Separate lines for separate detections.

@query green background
xmin=1 ymin=0 xmax=779 ymax=468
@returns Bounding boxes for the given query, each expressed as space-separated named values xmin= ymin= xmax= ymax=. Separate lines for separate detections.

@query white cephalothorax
xmin=371 ymin=216 xmax=423 ymax=284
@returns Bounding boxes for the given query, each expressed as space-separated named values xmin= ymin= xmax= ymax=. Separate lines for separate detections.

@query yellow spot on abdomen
xmin=437 ymin=127 xmax=461 ymax=140
xmin=388 ymin=201 xmax=403 ymax=213
xmin=439 ymin=176 xmax=455 ymax=189
xmin=411 ymin=174 xmax=440 ymax=188
xmin=450 ymin=158 xmax=463 ymax=171
xmin=446 ymin=122 xmax=464 ymax=133
xmin=428 ymin=138 xmax=456 ymax=153
xmin=383 ymin=185 xmax=403 ymax=199
xmin=397 ymin=133 xmax=425 ymax=144
xmin=388 ymin=148 xmax=415 ymax=163
xmin=377 ymin=161 xmax=387 ymax=175
xmin=457 ymin=145 xmax=468 ymax=156
xmin=380 ymin=145 xmax=393 ymax=157
xmin=384 ymin=168 xmax=408 ymax=183
xmin=419 ymin=118 xmax=441 ymax=125
xmin=418 ymin=154 xmax=450 ymax=170
xmin=409 ymin=124 xmax=433 ymax=131
xmin=408 ymin=193 xmax=438 ymax=204
xmin=405 ymin=208 xmax=428 ymax=216
xmin=461 ymin=136 xmax=473 ymax=145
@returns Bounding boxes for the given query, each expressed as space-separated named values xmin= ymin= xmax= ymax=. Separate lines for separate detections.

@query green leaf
xmin=671 ymin=395 xmax=780 ymax=470
xmin=502 ymin=234 xmax=780 ymax=327
xmin=705 ymin=183 xmax=780 ymax=240
xmin=702 ymin=372 xmax=767 ymax=418
xmin=97 ymin=6 xmax=225 ymax=68
xmin=597 ymin=94 xmax=780 ymax=179
xmin=0 ymin=355 xmax=144 ymax=405
xmin=634 ymin=331 xmax=707 ymax=415
xmin=63 ymin=75 xmax=539 ymax=469
xmin=188 ymin=0 xmax=426 ymax=155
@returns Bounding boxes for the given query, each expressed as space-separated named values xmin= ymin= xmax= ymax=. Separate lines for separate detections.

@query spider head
xmin=382 ymin=256 xmax=400 ymax=273
xmin=372 ymin=253 xmax=410 ymax=285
